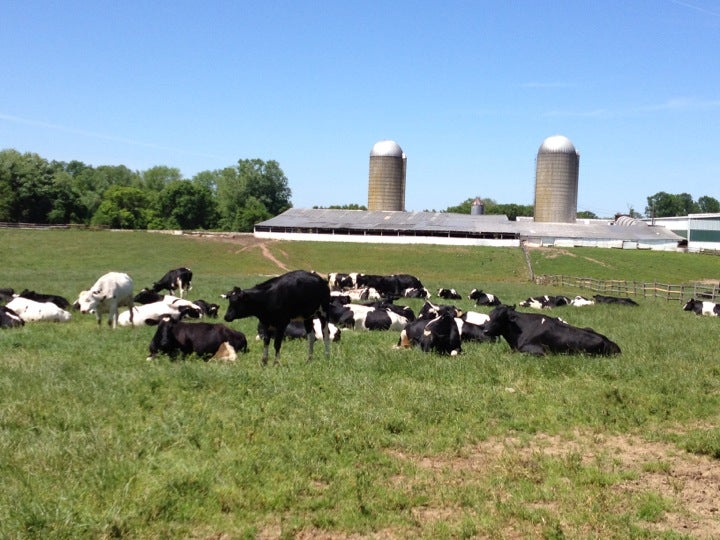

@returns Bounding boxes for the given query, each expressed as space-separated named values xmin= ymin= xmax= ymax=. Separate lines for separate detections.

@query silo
xmin=533 ymin=135 xmax=579 ymax=223
xmin=368 ymin=140 xmax=405 ymax=211
xmin=470 ymin=197 xmax=485 ymax=215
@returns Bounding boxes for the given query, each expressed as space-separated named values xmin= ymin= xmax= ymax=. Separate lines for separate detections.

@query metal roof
xmin=370 ymin=140 xmax=404 ymax=157
xmin=255 ymin=208 xmax=683 ymax=244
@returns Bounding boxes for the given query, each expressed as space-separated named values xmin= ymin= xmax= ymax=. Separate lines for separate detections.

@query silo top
xmin=370 ymin=140 xmax=404 ymax=157
xmin=538 ymin=135 xmax=576 ymax=154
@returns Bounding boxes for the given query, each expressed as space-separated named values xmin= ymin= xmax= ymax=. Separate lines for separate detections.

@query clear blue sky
xmin=2 ymin=1 xmax=719 ymax=217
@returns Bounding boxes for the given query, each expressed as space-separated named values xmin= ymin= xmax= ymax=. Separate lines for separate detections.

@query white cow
xmin=117 ymin=300 xmax=201 ymax=327
xmin=6 ymin=296 xmax=71 ymax=322
xmin=75 ymin=272 xmax=134 ymax=328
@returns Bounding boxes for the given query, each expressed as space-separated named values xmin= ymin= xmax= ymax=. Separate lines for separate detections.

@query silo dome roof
xmin=538 ymin=135 xmax=576 ymax=154
xmin=370 ymin=140 xmax=404 ymax=157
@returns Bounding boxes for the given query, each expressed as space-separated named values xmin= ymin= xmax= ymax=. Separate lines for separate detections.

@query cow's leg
xmin=261 ymin=335 xmax=271 ymax=366
xmin=318 ymin=315 xmax=330 ymax=358
xmin=272 ymin=333 xmax=284 ymax=365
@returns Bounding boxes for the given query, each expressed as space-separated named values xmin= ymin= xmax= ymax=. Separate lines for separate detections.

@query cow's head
xmin=482 ymin=305 xmax=517 ymax=337
xmin=223 ymin=288 xmax=253 ymax=322
xmin=75 ymin=289 xmax=103 ymax=314
xmin=682 ymin=298 xmax=698 ymax=311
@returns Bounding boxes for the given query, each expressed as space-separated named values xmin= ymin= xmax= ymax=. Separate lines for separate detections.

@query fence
xmin=535 ymin=275 xmax=719 ymax=303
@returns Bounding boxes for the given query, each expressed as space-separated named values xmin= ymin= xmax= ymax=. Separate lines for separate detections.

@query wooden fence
xmin=535 ymin=275 xmax=720 ymax=303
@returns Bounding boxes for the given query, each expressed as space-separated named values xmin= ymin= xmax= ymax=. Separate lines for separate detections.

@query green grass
xmin=1 ymin=229 xmax=719 ymax=538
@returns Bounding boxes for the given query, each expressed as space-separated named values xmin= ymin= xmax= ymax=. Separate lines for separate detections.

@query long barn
xmin=254 ymin=208 xmax=683 ymax=250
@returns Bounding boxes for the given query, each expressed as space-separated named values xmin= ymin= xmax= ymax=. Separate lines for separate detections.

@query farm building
xmin=253 ymin=135 xmax=684 ymax=250
xmin=645 ymin=213 xmax=720 ymax=251
xmin=254 ymin=208 xmax=683 ymax=250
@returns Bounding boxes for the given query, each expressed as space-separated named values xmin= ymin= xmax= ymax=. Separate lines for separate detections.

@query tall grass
xmin=1 ymin=229 xmax=719 ymax=538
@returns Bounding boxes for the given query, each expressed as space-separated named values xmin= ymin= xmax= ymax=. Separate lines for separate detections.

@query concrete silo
xmin=534 ymin=135 xmax=579 ymax=223
xmin=368 ymin=140 xmax=406 ymax=211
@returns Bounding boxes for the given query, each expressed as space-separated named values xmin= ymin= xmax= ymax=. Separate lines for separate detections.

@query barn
xmin=254 ymin=208 xmax=683 ymax=250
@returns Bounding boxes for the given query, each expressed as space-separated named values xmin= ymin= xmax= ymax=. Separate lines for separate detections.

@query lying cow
xmin=346 ymin=304 xmax=409 ymax=331
xmin=118 ymin=302 xmax=200 ymax=327
xmin=437 ymin=288 xmax=462 ymax=300
xmin=593 ymin=295 xmax=639 ymax=306
xmin=19 ymin=289 xmax=72 ymax=310
xmin=5 ymin=296 xmax=72 ymax=322
xmin=570 ymin=295 xmax=595 ymax=307
xmin=483 ymin=305 xmax=621 ymax=356
xmin=146 ymin=315 xmax=248 ymax=361
xmin=468 ymin=289 xmax=502 ymax=306
xmin=0 ymin=305 xmax=24 ymax=328
xmin=682 ymin=298 xmax=720 ymax=317
xmin=397 ymin=313 xmax=462 ymax=355
xmin=75 ymin=271 xmax=134 ymax=328
xmin=519 ymin=295 xmax=571 ymax=309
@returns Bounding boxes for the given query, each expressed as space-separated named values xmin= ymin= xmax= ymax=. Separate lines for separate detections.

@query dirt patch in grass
xmin=183 ymin=232 xmax=290 ymax=272
xmin=388 ymin=431 xmax=720 ymax=538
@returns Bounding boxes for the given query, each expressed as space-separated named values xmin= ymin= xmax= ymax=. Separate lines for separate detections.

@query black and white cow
xmin=417 ymin=300 xmax=462 ymax=320
xmin=19 ymin=289 xmax=72 ymax=310
xmin=593 ymin=295 xmax=639 ymax=306
xmin=0 ymin=288 xmax=15 ymax=304
xmin=355 ymin=273 xmax=428 ymax=299
xmin=74 ymin=272 xmax=134 ymax=328
xmin=482 ymin=305 xmax=621 ymax=356
xmin=146 ymin=315 xmax=248 ymax=361
xmin=223 ymin=270 xmax=331 ymax=364
xmin=0 ymin=305 xmax=24 ymax=328
xmin=152 ymin=267 xmax=193 ymax=298
xmin=437 ymin=288 xmax=462 ymax=300
xmin=118 ymin=302 xmax=201 ymax=327
xmin=570 ymin=295 xmax=595 ymax=307
xmin=519 ymin=295 xmax=572 ymax=309
xmin=397 ymin=313 xmax=462 ymax=355
xmin=193 ymin=299 xmax=220 ymax=318
xmin=5 ymin=297 xmax=72 ymax=322
xmin=682 ymin=298 xmax=720 ymax=317
xmin=327 ymin=272 xmax=354 ymax=291
xmin=346 ymin=304 xmax=410 ymax=331
xmin=468 ymin=289 xmax=502 ymax=306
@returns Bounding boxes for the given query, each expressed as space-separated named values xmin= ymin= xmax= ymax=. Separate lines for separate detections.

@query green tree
xmin=646 ymin=192 xmax=699 ymax=217
xmin=238 ymin=159 xmax=292 ymax=215
xmin=154 ymin=180 xmax=218 ymax=229
xmin=142 ymin=166 xmax=183 ymax=192
xmin=697 ymin=195 xmax=720 ymax=214
xmin=91 ymin=186 xmax=150 ymax=229
xmin=234 ymin=196 xmax=272 ymax=231
xmin=577 ymin=210 xmax=599 ymax=219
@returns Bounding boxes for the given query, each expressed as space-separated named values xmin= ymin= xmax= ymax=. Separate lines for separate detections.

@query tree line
xmin=2 ymin=147 xmax=717 ymax=231
xmin=0 ymin=149 xmax=291 ymax=231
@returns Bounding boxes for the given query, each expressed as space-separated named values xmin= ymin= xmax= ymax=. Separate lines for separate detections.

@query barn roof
xmin=254 ymin=208 xmax=683 ymax=247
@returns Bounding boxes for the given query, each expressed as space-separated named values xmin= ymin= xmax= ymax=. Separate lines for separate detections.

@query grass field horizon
xmin=2 ymin=229 xmax=720 ymax=538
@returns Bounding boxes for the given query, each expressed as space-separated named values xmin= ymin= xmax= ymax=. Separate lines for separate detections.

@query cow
xmin=152 ymin=267 xmax=193 ymax=298
xmin=0 ymin=305 xmax=24 ymax=328
xmin=519 ymin=295 xmax=571 ymax=309
xmin=437 ymin=288 xmax=462 ymax=300
xmin=351 ymin=305 xmax=409 ymax=331
xmin=417 ymin=301 xmax=462 ymax=320
xmin=482 ymin=305 xmax=621 ymax=356
xmin=74 ymin=272 xmax=134 ymax=328
xmin=328 ymin=272 xmax=354 ymax=291
xmin=461 ymin=310 xmax=490 ymax=326
xmin=193 ymin=299 xmax=220 ymax=318
xmin=397 ymin=313 xmax=462 ymax=355
xmin=146 ymin=315 xmax=248 ymax=361
xmin=570 ymin=295 xmax=595 ymax=307
xmin=355 ymin=273 xmax=428 ymax=299
xmin=360 ymin=301 xmax=415 ymax=322
xmin=593 ymin=295 xmax=639 ymax=306
xmin=223 ymin=270 xmax=331 ymax=365
xmin=0 ymin=287 xmax=15 ymax=304
xmin=682 ymin=298 xmax=720 ymax=317
xmin=257 ymin=319 xmax=342 ymax=342
xmin=5 ymin=297 xmax=72 ymax=322
xmin=117 ymin=302 xmax=201 ymax=327
xmin=19 ymin=289 xmax=72 ymax=310
xmin=456 ymin=318 xmax=496 ymax=343
xmin=468 ymin=289 xmax=502 ymax=306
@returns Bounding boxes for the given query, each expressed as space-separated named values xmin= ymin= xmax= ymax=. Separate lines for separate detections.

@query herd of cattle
xmin=1 ymin=265 xmax=717 ymax=363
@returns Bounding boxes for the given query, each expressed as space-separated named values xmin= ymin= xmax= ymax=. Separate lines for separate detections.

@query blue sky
xmin=2 ymin=1 xmax=719 ymax=217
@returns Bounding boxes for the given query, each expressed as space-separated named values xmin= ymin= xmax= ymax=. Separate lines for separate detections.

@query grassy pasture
xmin=2 ymin=229 xmax=720 ymax=539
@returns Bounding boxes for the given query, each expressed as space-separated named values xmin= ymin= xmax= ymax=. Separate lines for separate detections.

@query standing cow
xmin=75 ymin=272 xmax=134 ymax=328
xmin=224 ymin=270 xmax=331 ymax=365
xmin=152 ymin=267 xmax=193 ymax=298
